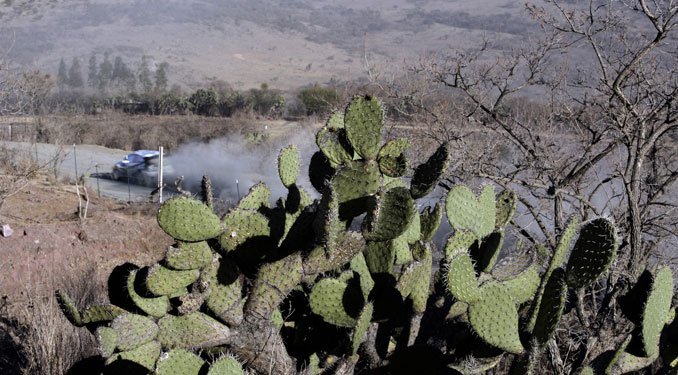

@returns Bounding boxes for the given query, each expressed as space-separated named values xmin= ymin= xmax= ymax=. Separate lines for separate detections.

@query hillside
xmin=0 ymin=0 xmax=534 ymax=89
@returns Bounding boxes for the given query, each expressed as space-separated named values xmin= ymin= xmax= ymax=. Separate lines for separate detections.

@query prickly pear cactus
xmin=54 ymin=95 xmax=671 ymax=375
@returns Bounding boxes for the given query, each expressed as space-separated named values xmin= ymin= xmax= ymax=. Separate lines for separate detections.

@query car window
xmin=127 ymin=154 xmax=144 ymax=164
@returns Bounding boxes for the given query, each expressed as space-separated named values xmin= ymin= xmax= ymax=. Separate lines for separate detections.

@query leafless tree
xmin=0 ymin=32 xmax=54 ymax=116
xmin=374 ymin=0 xmax=677 ymax=372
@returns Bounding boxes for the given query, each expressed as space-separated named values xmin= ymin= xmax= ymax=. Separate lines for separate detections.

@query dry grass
xmin=0 ymin=266 xmax=104 ymax=374
xmin=3 ymin=112 xmax=264 ymax=152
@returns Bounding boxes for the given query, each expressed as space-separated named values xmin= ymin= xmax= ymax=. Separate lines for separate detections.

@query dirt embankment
xmin=0 ymin=177 xmax=172 ymax=308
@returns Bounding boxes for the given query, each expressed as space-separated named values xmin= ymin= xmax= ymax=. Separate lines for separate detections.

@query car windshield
xmin=126 ymin=154 xmax=144 ymax=164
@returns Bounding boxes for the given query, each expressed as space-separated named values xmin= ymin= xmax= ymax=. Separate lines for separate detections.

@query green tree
xmin=87 ymin=53 xmax=98 ymax=89
xmin=154 ymin=62 xmax=169 ymax=93
xmin=138 ymin=55 xmax=153 ymax=94
xmin=98 ymin=52 xmax=113 ymax=91
xmin=67 ymin=57 xmax=84 ymax=88
xmin=56 ymin=58 xmax=67 ymax=89
xmin=111 ymin=56 xmax=136 ymax=92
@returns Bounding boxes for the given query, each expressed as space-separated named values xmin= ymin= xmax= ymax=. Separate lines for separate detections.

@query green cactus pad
xmin=247 ymin=254 xmax=303 ymax=317
xmin=344 ymin=95 xmax=384 ymax=160
xmin=350 ymin=253 xmax=375 ymax=299
xmin=111 ymin=313 xmax=159 ymax=352
xmin=468 ymin=282 xmax=524 ymax=354
xmin=475 ymin=230 xmax=504 ymax=273
xmin=317 ymin=111 xmax=354 ymax=167
xmin=400 ymin=210 xmax=421 ymax=245
xmin=278 ymin=144 xmax=301 ymax=188
xmin=446 ymin=185 xmax=495 ymax=240
xmin=313 ymin=184 xmax=341 ymax=250
xmin=165 ymin=241 xmax=212 ymax=271
xmin=105 ymin=340 xmax=161 ymax=371
xmin=396 ymin=261 xmax=419 ymax=299
xmin=55 ymin=290 xmax=83 ymax=326
xmin=309 ymin=278 xmax=360 ymax=328
xmin=156 ymin=349 xmax=205 ymax=375
xmin=420 ymin=203 xmax=443 ymax=242
xmin=157 ymin=196 xmax=223 ymax=242
xmin=127 ymin=270 xmax=169 ymax=318
xmin=303 ymin=232 xmax=366 ymax=275
xmin=604 ymin=335 xmax=658 ymax=375
xmin=203 ymin=256 xmax=243 ymax=326
xmin=640 ymin=266 xmax=673 ymax=357
xmin=445 ymin=230 xmax=478 ymax=259
xmin=157 ymin=312 xmax=230 ymax=349
xmin=363 ymin=240 xmax=395 ymax=274
xmin=410 ymin=142 xmax=449 ymax=199
xmin=550 ymin=216 xmax=580 ymax=277
xmin=220 ymin=208 xmax=271 ymax=252
xmin=96 ymin=326 xmax=118 ymax=358
xmin=377 ymin=138 xmax=410 ymax=177
xmin=327 ymin=110 xmax=345 ymax=129
xmin=532 ymin=268 xmax=567 ymax=347
xmin=145 ymin=265 xmax=200 ymax=296
xmin=495 ymin=189 xmax=517 ymax=228
xmin=446 ymin=301 xmax=469 ymax=320
xmin=565 ymin=218 xmax=618 ymax=289
xmin=607 ymin=349 xmax=659 ymax=374
xmin=237 ymin=182 xmax=271 ymax=210
xmin=378 ymin=138 xmax=410 ymax=159
xmin=502 ymin=264 xmax=540 ymax=305
xmin=409 ymin=242 xmax=433 ymax=313
xmin=378 ymin=154 xmax=407 ymax=177
xmin=446 ymin=252 xmax=482 ymax=304
xmin=81 ymin=304 xmax=127 ymax=325
xmin=393 ymin=237 xmax=413 ymax=265
xmin=207 ymin=355 xmax=244 ymax=375
xmin=351 ymin=303 xmax=374 ymax=355
xmin=332 ymin=160 xmax=381 ymax=205
xmin=362 ymin=187 xmax=416 ymax=241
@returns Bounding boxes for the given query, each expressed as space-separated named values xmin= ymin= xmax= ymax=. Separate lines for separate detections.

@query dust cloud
xmin=166 ymin=130 xmax=318 ymax=205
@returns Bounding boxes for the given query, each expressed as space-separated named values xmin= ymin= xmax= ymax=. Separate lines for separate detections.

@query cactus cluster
xmin=57 ymin=95 xmax=676 ymax=375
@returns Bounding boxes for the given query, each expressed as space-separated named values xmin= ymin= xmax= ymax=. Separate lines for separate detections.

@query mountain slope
xmin=0 ymin=0 xmax=533 ymax=89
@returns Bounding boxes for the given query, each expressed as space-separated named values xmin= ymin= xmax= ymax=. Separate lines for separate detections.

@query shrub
xmin=298 ymin=83 xmax=343 ymax=115
xmin=189 ymin=89 xmax=218 ymax=116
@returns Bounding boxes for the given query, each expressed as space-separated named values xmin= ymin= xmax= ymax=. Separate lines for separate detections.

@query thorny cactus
xmin=56 ymin=95 xmax=677 ymax=375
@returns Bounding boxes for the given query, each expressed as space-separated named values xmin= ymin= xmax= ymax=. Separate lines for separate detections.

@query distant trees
xmin=154 ymin=62 xmax=169 ymax=93
xmin=56 ymin=52 xmax=170 ymax=96
xmin=97 ymin=53 xmax=113 ymax=92
xmin=67 ymin=57 xmax=83 ymax=88
xmin=87 ymin=53 xmax=97 ymax=89
xmin=57 ymin=58 xmax=68 ymax=89
xmin=138 ymin=55 xmax=153 ymax=94
xmin=111 ymin=56 xmax=136 ymax=92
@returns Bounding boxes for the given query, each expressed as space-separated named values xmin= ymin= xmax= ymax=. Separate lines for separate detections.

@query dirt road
xmin=2 ymin=141 xmax=158 ymax=202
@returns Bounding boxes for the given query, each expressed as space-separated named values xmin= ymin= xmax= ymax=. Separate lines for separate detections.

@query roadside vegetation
xmin=0 ymin=0 xmax=676 ymax=374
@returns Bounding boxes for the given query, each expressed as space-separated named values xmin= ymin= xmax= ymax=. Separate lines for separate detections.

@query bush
xmin=189 ymin=89 xmax=218 ymax=116
xmin=298 ymin=83 xmax=343 ymax=115
xmin=246 ymin=83 xmax=285 ymax=118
